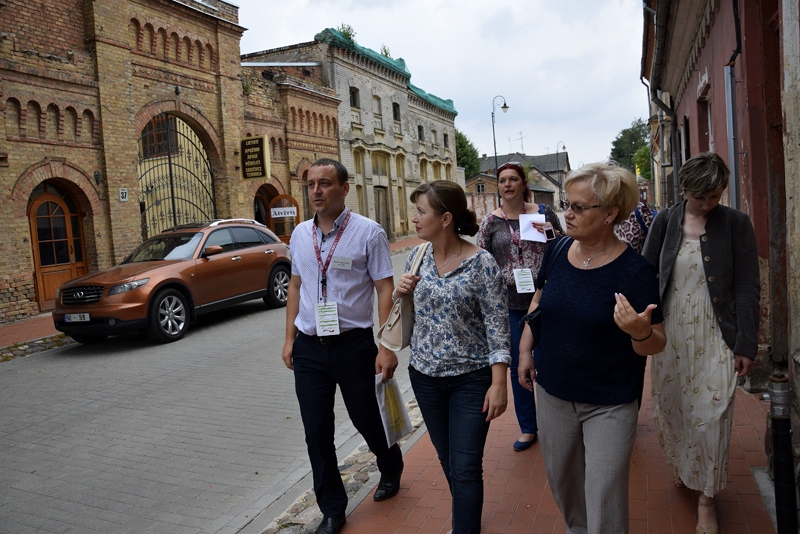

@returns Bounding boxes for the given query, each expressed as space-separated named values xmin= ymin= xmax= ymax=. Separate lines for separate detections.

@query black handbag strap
xmin=540 ymin=236 xmax=572 ymax=285
xmin=519 ymin=236 xmax=571 ymax=329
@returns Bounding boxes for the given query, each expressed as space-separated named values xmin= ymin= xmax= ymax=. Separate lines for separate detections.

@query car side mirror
xmin=203 ymin=245 xmax=224 ymax=257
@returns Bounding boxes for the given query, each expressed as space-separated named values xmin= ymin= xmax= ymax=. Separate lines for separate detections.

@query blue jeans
xmin=509 ymin=308 xmax=538 ymax=434
xmin=409 ymin=365 xmax=492 ymax=534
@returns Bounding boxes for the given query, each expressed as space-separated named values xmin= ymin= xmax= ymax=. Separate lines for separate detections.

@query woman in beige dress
xmin=642 ymin=153 xmax=761 ymax=534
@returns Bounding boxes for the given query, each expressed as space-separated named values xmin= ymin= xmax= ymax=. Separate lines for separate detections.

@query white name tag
xmin=331 ymin=256 xmax=352 ymax=270
xmin=513 ymin=268 xmax=536 ymax=293
xmin=315 ymin=302 xmax=340 ymax=336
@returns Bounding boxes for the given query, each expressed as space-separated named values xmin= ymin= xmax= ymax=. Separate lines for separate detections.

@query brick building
xmin=0 ymin=0 xmax=336 ymax=323
xmin=244 ymin=29 xmax=460 ymax=240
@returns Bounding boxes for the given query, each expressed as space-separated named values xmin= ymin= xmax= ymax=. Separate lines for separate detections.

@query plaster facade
xmin=245 ymin=29 xmax=459 ymax=240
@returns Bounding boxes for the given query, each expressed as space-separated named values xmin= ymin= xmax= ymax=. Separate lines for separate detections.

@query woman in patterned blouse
xmin=393 ymin=180 xmax=511 ymax=534
xmin=477 ymin=161 xmax=563 ymax=451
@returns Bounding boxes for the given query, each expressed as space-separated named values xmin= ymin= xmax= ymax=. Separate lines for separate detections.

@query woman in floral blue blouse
xmin=393 ymin=180 xmax=511 ymax=534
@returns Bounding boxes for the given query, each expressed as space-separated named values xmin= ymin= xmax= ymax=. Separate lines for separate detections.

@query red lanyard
xmin=312 ymin=211 xmax=351 ymax=300
xmin=499 ymin=203 xmax=526 ymax=264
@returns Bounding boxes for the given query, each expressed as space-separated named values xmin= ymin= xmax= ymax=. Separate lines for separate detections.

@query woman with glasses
xmin=393 ymin=181 xmax=511 ymax=534
xmin=642 ymin=153 xmax=760 ymax=534
xmin=518 ymin=162 xmax=666 ymax=534
xmin=477 ymin=161 xmax=563 ymax=451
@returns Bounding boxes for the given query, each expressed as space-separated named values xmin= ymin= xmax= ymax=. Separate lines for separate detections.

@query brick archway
xmin=134 ymin=100 xmax=222 ymax=167
xmin=12 ymin=158 xmax=104 ymax=219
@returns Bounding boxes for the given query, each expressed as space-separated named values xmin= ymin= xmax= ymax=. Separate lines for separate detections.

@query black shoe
xmin=314 ymin=516 xmax=346 ymax=534
xmin=373 ymin=460 xmax=404 ymax=501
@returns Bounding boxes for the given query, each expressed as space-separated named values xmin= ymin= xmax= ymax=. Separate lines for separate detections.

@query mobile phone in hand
xmin=544 ymin=223 xmax=556 ymax=241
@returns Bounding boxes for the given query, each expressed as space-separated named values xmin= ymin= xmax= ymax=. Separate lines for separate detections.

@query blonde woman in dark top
xmin=477 ymin=161 xmax=562 ymax=451
xmin=518 ymin=162 xmax=666 ymax=534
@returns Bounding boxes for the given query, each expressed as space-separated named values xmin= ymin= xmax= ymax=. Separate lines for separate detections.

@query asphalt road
xmin=0 ymin=251 xmax=413 ymax=534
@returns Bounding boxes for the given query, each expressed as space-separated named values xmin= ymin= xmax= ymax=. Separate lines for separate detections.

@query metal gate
xmin=137 ymin=113 xmax=215 ymax=238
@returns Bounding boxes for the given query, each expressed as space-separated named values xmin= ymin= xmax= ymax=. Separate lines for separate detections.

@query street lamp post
xmin=492 ymin=95 xmax=509 ymax=204
xmin=555 ymin=141 xmax=566 ymax=189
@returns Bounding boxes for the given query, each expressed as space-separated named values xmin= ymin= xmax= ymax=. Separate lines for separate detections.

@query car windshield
xmin=123 ymin=233 xmax=203 ymax=263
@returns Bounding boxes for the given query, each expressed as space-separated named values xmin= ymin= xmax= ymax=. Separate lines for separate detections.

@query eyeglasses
xmin=560 ymin=200 xmax=602 ymax=214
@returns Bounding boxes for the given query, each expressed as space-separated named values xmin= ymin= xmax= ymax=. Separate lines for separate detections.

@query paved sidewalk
xmin=347 ymin=365 xmax=775 ymax=534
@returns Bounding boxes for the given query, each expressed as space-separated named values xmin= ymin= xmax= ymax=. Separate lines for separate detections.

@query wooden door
xmin=29 ymin=194 xmax=87 ymax=310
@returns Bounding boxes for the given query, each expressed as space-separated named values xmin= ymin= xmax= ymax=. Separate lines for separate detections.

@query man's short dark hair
xmin=311 ymin=158 xmax=348 ymax=185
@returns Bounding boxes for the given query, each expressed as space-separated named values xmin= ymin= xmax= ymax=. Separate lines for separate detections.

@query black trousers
xmin=293 ymin=330 xmax=402 ymax=517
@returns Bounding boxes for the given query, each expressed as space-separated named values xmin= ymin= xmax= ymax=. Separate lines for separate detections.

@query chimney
xmin=482 ymin=154 xmax=487 ymax=158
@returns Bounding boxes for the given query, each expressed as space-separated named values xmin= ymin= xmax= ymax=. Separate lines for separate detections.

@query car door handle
xmin=231 ymin=256 xmax=242 ymax=261
xmin=264 ymin=250 xmax=274 ymax=255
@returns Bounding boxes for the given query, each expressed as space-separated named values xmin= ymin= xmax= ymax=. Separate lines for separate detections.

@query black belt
xmin=299 ymin=328 xmax=372 ymax=346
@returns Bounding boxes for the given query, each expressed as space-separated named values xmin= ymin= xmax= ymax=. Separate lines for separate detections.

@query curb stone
xmin=0 ymin=333 xmax=75 ymax=362
xmin=260 ymin=399 xmax=423 ymax=534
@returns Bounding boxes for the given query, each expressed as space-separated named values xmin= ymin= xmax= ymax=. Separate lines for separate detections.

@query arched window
xmin=205 ymin=44 xmax=214 ymax=69
xmin=143 ymin=24 xmax=155 ymax=53
xmin=194 ymin=40 xmax=202 ymax=66
xmin=80 ymin=109 xmax=95 ymax=143
xmin=129 ymin=19 xmax=141 ymax=50
xmin=277 ymin=139 xmax=284 ymax=160
xmin=156 ymin=29 xmax=167 ymax=57
xmin=169 ymin=33 xmax=179 ymax=60
xmin=46 ymin=104 xmax=59 ymax=141
xmin=5 ymin=98 xmax=21 ymax=137
xmin=298 ymin=108 xmax=304 ymax=131
xmin=181 ymin=36 xmax=191 ymax=62
xmin=26 ymin=101 xmax=42 ymax=139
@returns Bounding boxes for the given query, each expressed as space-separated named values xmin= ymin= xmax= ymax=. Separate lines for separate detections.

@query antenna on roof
xmin=515 ymin=132 xmax=525 ymax=153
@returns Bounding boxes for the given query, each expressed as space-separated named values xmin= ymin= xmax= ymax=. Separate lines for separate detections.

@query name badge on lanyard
xmin=513 ymin=268 xmax=535 ymax=293
xmin=315 ymin=302 xmax=340 ymax=336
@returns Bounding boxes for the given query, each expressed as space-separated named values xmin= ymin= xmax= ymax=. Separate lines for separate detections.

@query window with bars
xmin=141 ymin=114 xmax=178 ymax=159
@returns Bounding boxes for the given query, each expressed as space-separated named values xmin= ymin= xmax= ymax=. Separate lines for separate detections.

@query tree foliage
xmin=336 ymin=23 xmax=356 ymax=42
xmin=610 ymin=118 xmax=649 ymax=172
xmin=633 ymin=144 xmax=652 ymax=181
xmin=380 ymin=44 xmax=391 ymax=58
xmin=455 ymin=129 xmax=481 ymax=180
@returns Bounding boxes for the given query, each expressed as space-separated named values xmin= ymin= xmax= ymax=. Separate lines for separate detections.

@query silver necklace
xmin=436 ymin=243 xmax=462 ymax=272
xmin=686 ymin=216 xmax=704 ymax=239
xmin=577 ymin=240 xmax=615 ymax=268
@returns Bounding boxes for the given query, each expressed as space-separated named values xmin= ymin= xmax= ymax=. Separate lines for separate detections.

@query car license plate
xmin=64 ymin=313 xmax=91 ymax=323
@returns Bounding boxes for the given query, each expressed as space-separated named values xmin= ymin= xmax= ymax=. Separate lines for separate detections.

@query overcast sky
xmin=235 ymin=0 xmax=650 ymax=168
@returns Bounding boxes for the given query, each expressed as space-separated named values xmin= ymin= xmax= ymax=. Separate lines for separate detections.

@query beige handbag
xmin=377 ymin=242 xmax=429 ymax=351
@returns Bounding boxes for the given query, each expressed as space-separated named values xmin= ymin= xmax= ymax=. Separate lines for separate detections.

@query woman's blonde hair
xmin=564 ymin=162 xmax=639 ymax=225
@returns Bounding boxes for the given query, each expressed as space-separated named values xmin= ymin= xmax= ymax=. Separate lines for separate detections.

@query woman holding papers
xmin=393 ymin=180 xmax=510 ymax=534
xmin=518 ymin=162 xmax=665 ymax=533
xmin=642 ymin=153 xmax=760 ymax=534
xmin=477 ymin=161 xmax=563 ymax=451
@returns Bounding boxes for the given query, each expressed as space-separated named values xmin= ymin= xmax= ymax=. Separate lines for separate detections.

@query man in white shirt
xmin=281 ymin=159 xmax=403 ymax=534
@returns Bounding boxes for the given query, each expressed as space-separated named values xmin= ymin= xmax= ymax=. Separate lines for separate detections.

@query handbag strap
xmin=408 ymin=242 xmax=430 ymax=276
xmin=541 ymin=236 xmax=571 ymax=283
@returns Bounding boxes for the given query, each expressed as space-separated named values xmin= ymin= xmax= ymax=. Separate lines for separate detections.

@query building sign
xmin=240 ymin=136 xmax=270 ymax=179
xmin=271 ymin=207 xmax=297 ymax=218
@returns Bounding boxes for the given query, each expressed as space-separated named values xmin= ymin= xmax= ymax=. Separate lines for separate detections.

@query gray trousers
xmin=537 ymin=386 xmax=638 ymax=534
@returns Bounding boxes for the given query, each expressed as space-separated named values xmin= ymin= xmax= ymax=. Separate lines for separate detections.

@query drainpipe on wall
xmin=724 ymin=0 xmax=742 ymax=210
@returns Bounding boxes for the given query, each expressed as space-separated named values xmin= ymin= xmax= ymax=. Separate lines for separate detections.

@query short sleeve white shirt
xmin=289 ymin=208 xmax=394 ymax=336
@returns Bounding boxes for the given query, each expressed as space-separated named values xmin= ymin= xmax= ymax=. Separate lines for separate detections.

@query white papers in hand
xmin=519 ymin=213 xmax=547 ymax=242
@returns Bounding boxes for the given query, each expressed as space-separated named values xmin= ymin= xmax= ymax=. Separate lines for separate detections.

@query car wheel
xmin=146 ymin=289 xmax=189 ymax=343
xmin=70 ymin=334 xmax=108 ymax=344
xmin=264 ymin=265 xmax=290 ymax=308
